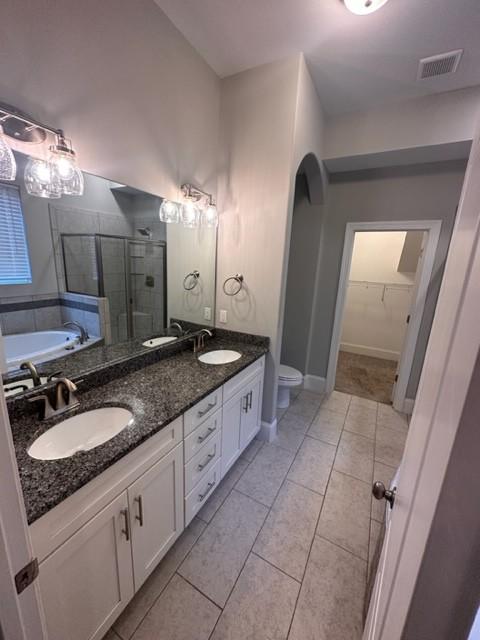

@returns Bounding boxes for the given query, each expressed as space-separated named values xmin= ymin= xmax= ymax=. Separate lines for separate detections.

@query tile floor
xmin=105 ymin=389 xmax=408 ymax=640
xmin=335 ymin=351 xmax=398 ymax=404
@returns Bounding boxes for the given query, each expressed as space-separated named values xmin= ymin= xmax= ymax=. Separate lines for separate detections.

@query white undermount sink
xmin=198 ymin=349 xmax=242 ymax=365
xmin=28 ymin=407 xmax=134 ymax=461
xmin=142 ymin=336 xmax=178 ymax=348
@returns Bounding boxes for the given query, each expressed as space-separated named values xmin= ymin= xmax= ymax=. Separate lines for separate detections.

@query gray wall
xmin=402 ymin=351 xmax=480 ymax=640
xmin=281 ymin=173 xmax=324 ymax=373
xmin=307 ymin=160 xmax=466 ymax=399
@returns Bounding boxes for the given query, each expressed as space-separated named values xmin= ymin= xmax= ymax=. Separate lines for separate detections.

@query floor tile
xmin=377 ymin=404 xmax=409 ymax=432
xmin=239 ymin=438 xmax=263 ymax=462
xmin=375 ymin=425 xmax=407 ymax=467
xmin=350 ymin=396 xmax=378 ymax=411
xmin=371 ymin=461 xmax=397 ymax=523
xmin=131 ymin=574 xmax=220 ymax=640
xmin=102 ymin=630 xmax=120 ymax=640
xmin=253 ymin=480 xmax=323 ymax=581
xmin=347 ymin=401 xmax=377 ymax=423
xmin=320 ymin=390 xmax=351 ymax=415
xmin=279 ymin=411 xmax=312 ymax=434
xmin=197 ymin=458 xmax=249 ymax=523
xmin=288 ymin=436 xmax=336 ymax=495
xmin=277 ymin=406 xmax=288 ymax=421
xmin=178 ymin=490 xmax=268 ymax=607
xmin=344 ymin=409 xmax=376 ymax=440
xmin=114 ymin=518 xmax=206 ymax=639
xmin=307 ymin=408 xmax=344 ymax=446
xmin=298 ymin=389 xmax=324 ymax=405
xmin=287 ymin=397 xmax=319 ymax=421
xmin=368 ymin=519 xmax=383 ymax=583
xmin=316 ymin=471 xmax=371 ymax=560
xmin=211 ymin=553 xmax=299 ymax=640
xmin=289 ymin=537 xmax=367 ymax=640
xmin=334 ymin=430 xmax=374 ymax=483
xmin=274 ymin=419 xmax=305 ymax=453
xmin=236 ymin=443 xmax=295 ymax=507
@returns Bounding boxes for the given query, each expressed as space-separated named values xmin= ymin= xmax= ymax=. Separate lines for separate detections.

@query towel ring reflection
xmin=223 ymin=273 xmax=244 ymax=296
xmin=183 ymin=270 xmax=200 ymax=291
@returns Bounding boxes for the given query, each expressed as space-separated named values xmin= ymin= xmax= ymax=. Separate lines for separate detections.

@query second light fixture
xmin=159 ymin=183 xmax=219 ymax=229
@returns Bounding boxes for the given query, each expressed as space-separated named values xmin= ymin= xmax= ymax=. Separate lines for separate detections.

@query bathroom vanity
xmin=8 ymin=333 xmax=267 ymax=640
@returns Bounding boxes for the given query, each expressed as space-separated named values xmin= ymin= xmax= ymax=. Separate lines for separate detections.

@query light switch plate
xmin=204 ymin=307 xmax=212 ymax=321
xmin=219 ymin=309 xmax=228 ymax=324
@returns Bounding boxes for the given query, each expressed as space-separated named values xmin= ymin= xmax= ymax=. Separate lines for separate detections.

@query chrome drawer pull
xmin=120 ymin=509 xmax=130 ymax=541
xmin=243 ymin=394 xmax=249 ymax=413
xmin=197 ymin=448 xmax=216 ymax=471
xmin=198 ymin=400 xmax=217 ymax=418
xmin=198 ymin=480 xmax=216 ymax=502
xmin=134 ymin=495 xmax=144 ymax=526
xmin=248 ymin=390 xmax=253 ymax=410
xmin=197 ymin=425 xmax=216 ymax=443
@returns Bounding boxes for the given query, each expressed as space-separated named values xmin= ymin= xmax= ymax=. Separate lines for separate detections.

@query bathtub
xmin=3 ymin=330 xmax=101 ymax=371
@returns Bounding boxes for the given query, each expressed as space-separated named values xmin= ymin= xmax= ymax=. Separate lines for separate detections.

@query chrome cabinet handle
xmin=198 ymin=480 xmax=216 ymax=502
xmin=134 ymin=495 xmax=144 ymax=526
xmin=120 ymin=508 xmax=130 ymax=541
xmin=243 ymin=394 xmax=249 ymax=413
xmin=248 ymin=390 xmax=253 ymax=410
xmin=198 ymin=400 xmax=217 ymax=418
xmin=197 ymin=447 xmax=216 ymax=471
xmin=198 ymin=425 xmax=216 ymax=443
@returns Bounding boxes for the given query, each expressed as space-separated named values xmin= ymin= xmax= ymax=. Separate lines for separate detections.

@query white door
xmin=240 ymin=374 xmax=262 ymax=449
xmin=129 ymin=443 xmax=183 ymax=591
xmin=38 ymin=491 xmax=134 ymax=640
xmin=364 ymin=125 xmax=480 ymax=639
xmin=221 ymin=390 xmax=244 ymax=477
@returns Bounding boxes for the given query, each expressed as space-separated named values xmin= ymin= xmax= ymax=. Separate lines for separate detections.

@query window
xmin=0 ymin=184 xmax=32 ymax=285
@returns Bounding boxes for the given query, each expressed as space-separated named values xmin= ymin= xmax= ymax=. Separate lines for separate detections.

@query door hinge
xmin=395 ymin=374 xmax=399 ymax=382
xmin=15 ymin=558 xmax=39 ymax=594
xmin=406 ymin=314 xmax=410 ymax=324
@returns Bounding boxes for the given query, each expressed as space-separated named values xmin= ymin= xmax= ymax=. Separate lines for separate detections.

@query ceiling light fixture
xmin=344 ymin=0 xmax=389 ymax=15
xmin=0 ymin=124 xmax=16 ymax=181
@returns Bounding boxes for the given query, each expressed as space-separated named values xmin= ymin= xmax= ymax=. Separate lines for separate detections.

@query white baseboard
xmin=403 ymin=397 xmax=415 ymax=415
xmin=340 ymin=342 xmax=400 ymax=362
xmin=259 ymin=418 xmax=277 ymax=443
xmin=303 ymin=375 xmax=326 ymax=394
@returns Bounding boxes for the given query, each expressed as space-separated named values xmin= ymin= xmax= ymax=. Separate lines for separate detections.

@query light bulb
xmin=0 ymin=125 xmax=16 ymax=181
xmin=24 ymin=157 xmax=62 ymax=199
xmin=53 ymin=154 xmax=76 ymax=180
xmin=159 ymin=199 xmax=180 ymax=223
xmin=200 ymin=203 xmax=219 ymax=228
xmin=344 ymin=0 xmax=389 ymax=14
xmin=61 ymin=166 xmax=84 ymax=196
xmin=49 ymin=134 xmax=78 ymax=183
xmin=181 ymin=201 xmax=200 ymax=228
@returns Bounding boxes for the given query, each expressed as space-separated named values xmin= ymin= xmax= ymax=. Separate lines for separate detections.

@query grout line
xmin=332 ymin=468 xmax=373 ymax=487
xmin=314 ymin=533 xmax=369 ymax=565
xmin=286 ymin=477 xmax=325 ymax=497
xmin=250 ymin=551 xmax=302 ymax=585
xmin=175 ymin=572 xmax=224 ymax=611
xmin=233 ymin=486 xmax=273 ymax=509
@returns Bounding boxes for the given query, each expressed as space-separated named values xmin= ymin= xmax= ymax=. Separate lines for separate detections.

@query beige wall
xmin=0 ymin=0 xmax=220 ymax=203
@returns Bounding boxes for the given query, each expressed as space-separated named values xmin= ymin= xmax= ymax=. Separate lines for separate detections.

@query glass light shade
xmin=24 ymin=157 xmax=62 ymax=198
xmin=49 ymin=135 xmax=78 ymax=181
xmin=60 ymin=165 xmax=84 ymax=196
xmin=181 ymin=201 xmax=200 ymax=228
xmin=344 ymin=0 xmax=389 ymax=14
xmin=0 ymin=125 xmax=16 ymax=181
xmin=200 ymin=203 xmax=219 ymax=228
xmin=159 ymin=199 xmax=180 ymax=223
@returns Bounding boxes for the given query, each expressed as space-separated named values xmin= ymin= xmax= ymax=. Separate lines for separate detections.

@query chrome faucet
xmin=168 ymin=322 xmax=184 ymax=336
xmin=63 ymin=321 xmax=89 ymax=345
xmin=192 ymin=329 xmax=213 ymax=353
xmin=20 ymin=361 xmax=42 ymax=387
xmin=29 ymin=377 xmax=80 ymax=420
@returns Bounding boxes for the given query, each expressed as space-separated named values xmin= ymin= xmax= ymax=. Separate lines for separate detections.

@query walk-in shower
xmin=61 ymin=233 xmax=167 ymax=344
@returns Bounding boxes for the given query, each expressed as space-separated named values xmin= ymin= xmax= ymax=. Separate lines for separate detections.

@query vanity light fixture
xmin=181 ymin=200 xmax=201 ymax=228
xmin=200 ymin=202 xmax=219 ymax=228
xmin=159 ymin=199 xmax=180 ymax=223
xmin=344 ymin=0 xmax=389 ymax=15
xmin=0 ymin=124 xmax=16 ymax=181
xmin=0 ymin=103 xmax=83 ymax=198
xmin=181 ymin=183 xmax=219 ymax=228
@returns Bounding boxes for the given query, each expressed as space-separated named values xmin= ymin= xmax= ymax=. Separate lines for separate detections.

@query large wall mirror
xmin=0 ymin=151 xmax=217 ymax=388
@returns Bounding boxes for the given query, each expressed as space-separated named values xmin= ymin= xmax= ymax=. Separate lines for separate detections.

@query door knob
xmin=372 ymin=481 xmax=396 ymax=507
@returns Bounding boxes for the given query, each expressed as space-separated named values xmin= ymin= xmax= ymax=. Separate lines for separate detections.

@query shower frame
xmin=60 ymin=232 xmax=168 ymax=340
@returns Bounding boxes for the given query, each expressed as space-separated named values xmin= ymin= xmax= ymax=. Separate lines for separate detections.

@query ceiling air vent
xmin=417 ymin=50 xmax=463 ymax=80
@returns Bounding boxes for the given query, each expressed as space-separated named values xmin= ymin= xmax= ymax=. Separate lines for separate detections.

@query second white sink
xmin=198 ymin=350 xmax=242 ymax=365
xmin=28 ymin=407 xmax=134 ymax=461
xmin=142 ymin=336 xmax=178 ymax=348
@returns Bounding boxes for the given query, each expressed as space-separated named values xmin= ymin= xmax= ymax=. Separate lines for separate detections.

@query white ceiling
xmin=154 ymin=0 xmax=480 ymax=116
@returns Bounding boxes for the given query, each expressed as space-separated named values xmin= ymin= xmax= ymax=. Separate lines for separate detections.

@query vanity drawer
xmin=184 ymin=429 xmax=221 ymax=493
xmin=184 ymin=408 xmax=222 ymax=463
xmin=223 ymin=356 xmax=265 ymax=402
xmin=185 ymin=458 xmax=222 ymax=526
xmin=184 ymin=388 xmax=223 ymax=436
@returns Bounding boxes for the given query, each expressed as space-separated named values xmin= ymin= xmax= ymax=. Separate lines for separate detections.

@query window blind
xmin=0 ymin=184 xmax=32 ymax=285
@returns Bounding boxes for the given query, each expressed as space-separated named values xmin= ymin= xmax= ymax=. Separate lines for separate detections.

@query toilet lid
xmin=279 ymin=364 xmax=302 ymax=381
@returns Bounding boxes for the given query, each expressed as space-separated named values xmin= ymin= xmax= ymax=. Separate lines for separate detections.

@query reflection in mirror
xmin=0 ymin=151 xmax=217 ymax=387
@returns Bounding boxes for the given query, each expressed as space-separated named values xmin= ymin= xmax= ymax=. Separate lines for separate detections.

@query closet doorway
xmin=326 ymin=220 xmax=441 ymax=411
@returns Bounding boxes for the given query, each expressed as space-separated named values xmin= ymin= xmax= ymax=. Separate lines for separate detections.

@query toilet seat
xmin=279 ymin=364 xmax=303 ymax=383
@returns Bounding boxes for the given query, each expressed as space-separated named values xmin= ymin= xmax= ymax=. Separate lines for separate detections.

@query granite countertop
xmin=10 ymin=334 xmax=268 ymax=525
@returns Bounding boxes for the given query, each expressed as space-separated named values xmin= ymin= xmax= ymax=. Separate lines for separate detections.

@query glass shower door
xmin=99 ymin=236 xmax=128 ymax=344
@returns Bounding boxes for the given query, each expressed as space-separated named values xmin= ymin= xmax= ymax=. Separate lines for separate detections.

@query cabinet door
xmin=240 ymin=374 xmax=263 ymax=450
xmin=38 ymin=491 xmax=134 ymax=640
xmin=221 ymin=389 xmax=245 ymax=477
xmin=128 ymin=443 xmax=184 ymax=591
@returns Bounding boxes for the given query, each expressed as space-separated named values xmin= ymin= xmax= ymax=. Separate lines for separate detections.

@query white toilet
xmin=277 ymin=364 xmax=303 ymax=408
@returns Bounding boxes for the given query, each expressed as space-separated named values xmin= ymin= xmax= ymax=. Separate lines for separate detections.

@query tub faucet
xmin=20 ymin=361 xmax=41 ymax=387
xmin=63 ymin=321 xmax=89 ymax=345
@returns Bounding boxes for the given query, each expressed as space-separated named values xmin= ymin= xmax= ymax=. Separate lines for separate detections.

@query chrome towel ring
xmin=183 ymin=270 xmax=200 ymax=291
xmin=223 ymin=273 xmax=244 ymax=296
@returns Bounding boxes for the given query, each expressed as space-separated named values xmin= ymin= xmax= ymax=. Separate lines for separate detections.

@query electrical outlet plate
xmin=204 ymin=307 xmax=212 ymax=321
xmin=219 ymin=309 xmax=228 ymax=324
